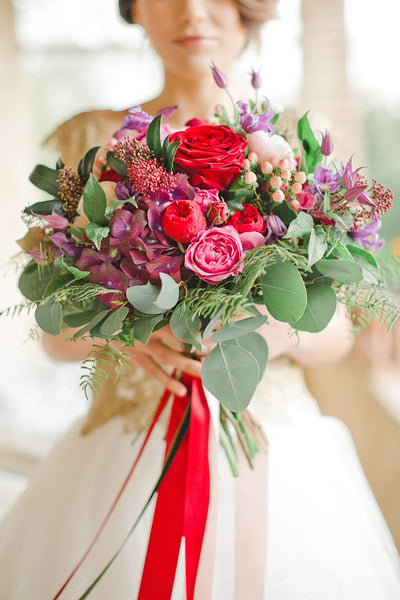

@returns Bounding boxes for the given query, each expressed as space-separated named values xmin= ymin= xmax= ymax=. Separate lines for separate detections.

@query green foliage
xmin=290 ymin=283 xmax=337 ymax=332
xmin=316 ymin=258 xmax=363 ymax=283
xmin=29 ymin=164 xmax=60 ymax=197
xmin=82 ymin=174 xmax=108 ymax=226
xmin=106 ymin=151 xmax=127 ymax=178
xmin=260 ymin=260 xmax=307 ymax=322
xmin=24 ymin=199 xmax=63 ymax=217
xmin=146 ymin=114 xmax=163 ymax=160
xmin=18 ymin=260 xmax=59 ymax=301
xmin=85 ymin=223 xmax=110 ymax=250
xmin=297 ymin=112 xmax=323 ymax=173
xmin=211 ymin=315 xmax=267 ymax=341
xmin=77 ymin=146 xmax=100 ymax=179
xmin=170 ymin=306 xmax=202 ymax=351
xmin=35 ymin=298 xmax=62 ymax=335
xmin=80 ymin=343 xmax=130 ymax=401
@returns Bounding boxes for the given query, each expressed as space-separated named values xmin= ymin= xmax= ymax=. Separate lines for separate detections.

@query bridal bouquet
xmin=12 ymin=65 xmax=400 ymax=599
xmin=17 ymin=66 xmax=398 ymax=416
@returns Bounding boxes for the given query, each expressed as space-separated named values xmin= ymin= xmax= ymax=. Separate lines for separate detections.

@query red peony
xmin=227 ymin=204 xmax=266 ymax=234
xmin=169 ymin=125 xmax=248 ymax=191
xmin=162 ymin=199 xmax=207 ymax=244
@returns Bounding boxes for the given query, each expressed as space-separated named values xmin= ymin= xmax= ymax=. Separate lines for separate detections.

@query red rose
xmin=169 ymin=125 xmax=248 ymax=191
xmin=227 ymin=204 xmax=266 ymax=234
xmin=162 ymin=199 xmax=207 ymax=243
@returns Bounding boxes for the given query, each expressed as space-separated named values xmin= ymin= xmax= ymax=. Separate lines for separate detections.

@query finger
xmin=144 ymin=341 xmax=202 ymax=378
xmin=132 ymin=352 xmax=188 ymax=397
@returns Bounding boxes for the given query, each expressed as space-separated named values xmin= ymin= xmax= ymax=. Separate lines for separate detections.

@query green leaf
xmin=104 ymin=197 xmax=137 ymax=220
xmin=82 ymin=174 xmax=108 ymax=225
xmin=346 ymin=244 xmax=378 ymax=269
xmin=272 ymin=201 xmax=298 ymax=227
xmin=290 ymin=284 xmax=337 ymax=333
xmin=85 ymin=223 xmax=110 ymax=250
xmin=211 ymin=315 xmax=267 ymax=341
xmin=224 ymin=332 xmax=268 ymax=383
xmin=260 ymin=260 xmax=307 ymax=322
xmin=146 ymin=114 xmax=163 ymax=159
xmin=170 ymin=306 xmax=202 ymax=351
xmin=323 ymin=190 xmax=331 ymax=213
xmin=284 ymin=211 xmax=314 ymax=239
xmin=29 ymin=164 xmax=60 ymax=197
xmin=73 ymin=308 xmax=111 ymax=339
xmin=35 ymin=299 xmax=62 ymax=335
xmin=297 ymin=112 xmax=323 ymax=173
xmin=43 ymin=272 xmax=75 ymax=297
xmin=201 ymin=342 xmax=260 ymax=412
xmin=63 ymin=307 xmax=101 ymax=328
xmin=106 ymin=151 xmax=127 ymax=177
xmin=154 ymin=273 xmax=180 ymax=310
xmin=18 ymin=261 xmax=58 ymax=301
xmin=315 ymin=258 xmax=363 ymax=283
xmin=126 ymin=282 xmax=165 ymax=315
xmin=78 ymin=146 xmax=100 ymax=179
xmin=307 ymin=227 xmax=328 ymax=267
xmin=163 ymin=136 xmax=180 ymax=172
xmin=100 ymin=306 xmax=129 ymax=337
xmin=54 ymin=255 xmax=90 ymax=280
xmin=24 ymin=199 xmax=63 ymax=217
xmin=134 ymin=314 xmax=164 ymax=345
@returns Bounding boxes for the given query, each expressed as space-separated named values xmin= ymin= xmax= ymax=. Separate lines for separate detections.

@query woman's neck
xmin=142 ymin=67 xmax=238 ymax=129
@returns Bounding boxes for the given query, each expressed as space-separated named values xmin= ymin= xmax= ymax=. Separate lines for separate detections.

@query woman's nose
xmin=178 ymin=0 xmax=208 ymax=23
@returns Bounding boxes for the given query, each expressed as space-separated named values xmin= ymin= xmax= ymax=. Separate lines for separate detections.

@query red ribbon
xmin=138 ymin=374 xmax=211 ymax=600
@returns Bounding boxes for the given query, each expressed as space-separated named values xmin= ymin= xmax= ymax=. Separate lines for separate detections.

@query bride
xmin=1 ymin=0 xmax=400 ymax=598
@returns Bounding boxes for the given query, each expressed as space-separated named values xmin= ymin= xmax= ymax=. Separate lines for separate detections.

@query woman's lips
xmin=173 ymin=36 xmax=216 ymax=48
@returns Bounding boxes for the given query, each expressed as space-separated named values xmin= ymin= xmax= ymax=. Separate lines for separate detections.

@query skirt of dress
xmin=1 ymin=359 xmax=400 ymax=600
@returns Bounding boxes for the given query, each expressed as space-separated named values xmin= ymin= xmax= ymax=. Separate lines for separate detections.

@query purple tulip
xmin=320 ymin=130 xmax=333 ymax=156
xmin=210 ymin=61 xmax=229 ymax=89
xmin=250 ymin=68 xmax=262 ymax=90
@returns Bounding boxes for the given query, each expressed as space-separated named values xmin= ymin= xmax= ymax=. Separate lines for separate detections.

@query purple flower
xmin=210 ymin=61 xmax=229 ymax=88
xmin=115 ymin=180 xmax=135 ymax=201
xmin=265 ymin=214 xmax=287 ymax=245
xmin=51 ymin=232 xmax=80 ymax=256
xmin=109 ymin=209 xmax=139 ymax=244
xmin=155 ymin=105 xmax=179 ymax=121
xmin=337 ymin=156 xmax=363 ymax=190
xmin=120 ymin=105 xmax=153 ymax=132
xmin=313 ymin=164 xmax=341 ymax=197
xmin=237 ymin=99 xmax=274 ymax=135
xmin=350 ymin=220 xmax=384 ymax=251
xmin=320 ymin=130 xmax=333 ymax=156
xmin=34 ymin=210 xmax=69 ymax=230
xmin=344 ymin=185 xmax=369 ymax=203
xmin=250 ymin=68 xmax=262 ymax=90
xmin=87 ymin=262 xmax=128 ymax=307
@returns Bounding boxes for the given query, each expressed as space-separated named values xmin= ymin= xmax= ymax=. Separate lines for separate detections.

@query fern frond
xmin=79 ymin=342 xmax=130 ymax=400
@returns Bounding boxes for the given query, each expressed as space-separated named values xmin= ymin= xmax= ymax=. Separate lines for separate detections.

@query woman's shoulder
xmin=44 ymin=108 xmax=128 ymax=168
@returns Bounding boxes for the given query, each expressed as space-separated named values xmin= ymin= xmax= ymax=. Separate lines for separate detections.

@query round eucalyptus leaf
xmin=100 ymin=306 xmax=130 ymax=337
xmin=212 ymin=315 xmax=267 ymax=342
xmin=154 ymin=273 xmax=180 ymax=310
xmin=201 ymin=342 xmax=260 ymax=412
xmin=315 ymin=259 xmax=363 ymax=283
xmin=170 ymin=306 xmax=201 ymax=351
xmin=224 ymin=332 xmax=268 ymax=383
xmin=126 ymin=282 xmax=165 ymax=315
xmin=260 ymin=261 xmax=307 ymax=322
xmin=35 ymin=299 xmax=62 ymax=336
xmin=290 ymin=284 xmax=337 ymax=332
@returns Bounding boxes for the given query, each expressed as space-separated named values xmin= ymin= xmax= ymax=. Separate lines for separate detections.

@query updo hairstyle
xmin=118 ymin=0 xmax=277 ymax=38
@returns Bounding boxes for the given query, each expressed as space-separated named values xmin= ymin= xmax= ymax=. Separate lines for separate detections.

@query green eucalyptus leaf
xmin=43 ymin=272 xmax=75 ymax=297
xmin=73 ymin=308 xmax=111 ymax=339
xmin=212 ymin=315 xmax=267 ymax=341
xmin=85 ymin=223 xmax=110 ymax=250
xmin=260 ymin=260 xmax=307 ymax=322
xmin=154 ymin=273 xmax=180 ymax=310
xmin=126 ymin=282 xmax=165 ymax=315
xmin=201 ymin=342 xmax=260 ymax=412
xmin=35 ymin=299 xmax=62 ymax=335
xmin=308 ymin=227 xmax=328 ymax=267
xmin=224 ymin=332 xmax=268 ymax=383
xmin=271 ymin=200 xmax=298 ymax=226
xmin=106 ymin=151 xmax=127 ymax=177
xmin=82 ymin=174 xmax=108 ymax=225
xmin=297 ymin=112 xmax=323 ymax=173
xmin=78 ymin=146 xmax=100 ymax=179
xmin=29 ymin=164 xmax=60 ymax=197
xmin=100 ymin=306 xmax=130 ymax=337
xmin=146 ymin=114 xmax=163 ymax=159
xmin=315 ymin=258 xmax=363 ymax=283
xmin=134 ymin=314 xmax=164 ymax=345
xmin=170 ymin=306 xmax=201 ymax=351
xmin=284 ymin=211 xmax=314 ymax=239
xmin=18 ymin=261 xmax=58 ymax=301
xmin=63 ymin=307 xmax=102 ymax=328
xmin=24 ymin=199 xmax=63 ymax=217
xmin=290 ymin=284 xmax=337 ymax=333
xmin=323 ymin=190 xmax=331 ymax=213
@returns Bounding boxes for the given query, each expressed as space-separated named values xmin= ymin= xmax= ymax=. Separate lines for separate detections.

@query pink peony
xmin=185 ymin=226 xmax=244 ymax=284
xmin=296 ymin=186 xmax=317 ymax=210
xmin=193 ymin=187 xmax=221 ymax=211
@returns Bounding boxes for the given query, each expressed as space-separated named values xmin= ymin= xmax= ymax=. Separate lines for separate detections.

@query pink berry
xmin=271 ymin=156 xmax=280 ymax=167
xmin=272 ymin=190 xmax=285 ymax=202
xmin=270 ymin=176 xmax=283 ymax=189
xmin=294 ymin=171 xmax=307 ymax=184
xmin=291 ymin=182 xmax=302 ymax=194
xmin=242 ymin=158 xmax=251 ymax=170
xmin=248 ymin=151 xmax=259 ymax=163
xmin=279 ymin=158 xmax=290 ymax=170
xmin=291 ymin=199 xmax=300 ymax=210
xmin=281 ymin=168 xmax=291 ymax=180
xmin=261 ymin=161 xmax=273 ymax=175
xmin=245 ymin=171 xmax=257 ymax=185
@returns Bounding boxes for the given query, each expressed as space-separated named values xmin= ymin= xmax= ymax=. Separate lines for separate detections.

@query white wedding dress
xmin=1 ymin=359 xmax=400 ymax=600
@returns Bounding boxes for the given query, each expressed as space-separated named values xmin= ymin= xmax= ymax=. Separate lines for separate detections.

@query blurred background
xmin=0 ymin=0 xmax=399 ymax=523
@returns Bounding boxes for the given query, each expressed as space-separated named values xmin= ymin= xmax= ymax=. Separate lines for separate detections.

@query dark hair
xmin=118 ymin=0 xmax=276 ymax=37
